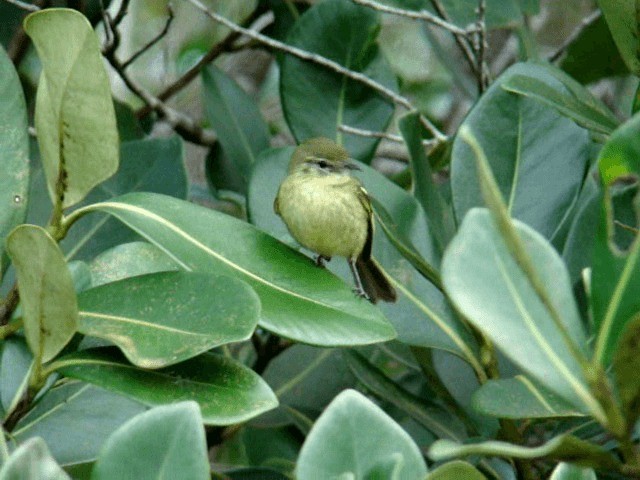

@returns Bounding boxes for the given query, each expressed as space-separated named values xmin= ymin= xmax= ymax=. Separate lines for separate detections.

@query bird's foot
xmin=315 ymin=255 xmax=331 ymax=268
xmin=352 ymin=286 xmax=370 ymax=301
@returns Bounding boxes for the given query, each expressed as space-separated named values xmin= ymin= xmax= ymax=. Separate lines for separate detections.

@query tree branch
xmin=184 ymin=0 xmax=447 ymax=143
xmin=120 ymin=5 xmax=174 ymax=70
xmin=3 ymin=0 xmax=39 ymax=11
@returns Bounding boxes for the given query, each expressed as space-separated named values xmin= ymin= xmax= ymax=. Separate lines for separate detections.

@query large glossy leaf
xmin=442 ymin=209 xmax=604 ymax=422
xmin=429 ymin=435 xmax=620 ymax=471
xmin=597 ymin=0 xmax=640 ymax=75
xmin=344 ymin=350 xmax=466 ymax=441
xmin=451 ymin=62 xmax=591 ymax=242
xmin=549 ymin=463 xmax=597 ymax=480
xmin=12 ymin=382 xmax=145 ymax=465
xmin=70 ymin=192 xmax=395 ymax=347
xmin=296 ymin=389 xmax=427 ymax=480
xmin=202 ymin=65 xmax=270 ymax=194
xmin=60 ymin=137 xmax=186 ymax=261
xmin=472 ymin=376 xmax=584 ymax=419
xmin=53 ymin=347 xmax=277 ymax=425
xmin=502 ymin=67 xmax=619 ymax=135
xmin=592 ymin=113 xmax=640 ymax=365
xmin=25 ymin=8 xmax=118 ymax=208
xmin=91 ymin=402 xmax=209 ymax=480
xmin=0 ymin=338 xmax=32 ymax=420
xmin=6 ymin=225 xmax=78 ymax=362
xmin=279 ymin=0 xmax=396 ymax=162
xmin=89 ymin=241 xmax=178 ymax=287
xmin=77 ymin=272 xmax=260 ymax=368
xmin=0 ymin=438 xmax=69 ymax=480
xmin=247 ymin=148 xmax=479 ymax=368
xmin=0 ymin=45 xmax=29 ymax=263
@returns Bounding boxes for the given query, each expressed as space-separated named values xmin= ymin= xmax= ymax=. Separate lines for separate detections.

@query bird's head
xmin=288 ymin=137 xmax=360 ymax=175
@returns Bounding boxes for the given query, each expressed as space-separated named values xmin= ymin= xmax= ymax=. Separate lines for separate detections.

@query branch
xmin=351 ymin=0 xmax=473 ymax=35
xmin=121 ymin=5 xmax=174 ymax=70
xmin=548 ymin=9 xmax=601 ymax=63
xmin=473 ymin=0 xmax=489 ymax=92
xmin=3 ymin=0 xmax=39 ymax=11
xmin=428 ymin=0 xmax=479 ymax=79
xmin=184 ymin=0 xmax=447 ymax=143
xmin=339 ymin=124 xmax=436 ymax=149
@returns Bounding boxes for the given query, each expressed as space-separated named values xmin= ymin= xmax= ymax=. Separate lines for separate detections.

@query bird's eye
xmin=317 ymin=160 xmax=328 ymax=169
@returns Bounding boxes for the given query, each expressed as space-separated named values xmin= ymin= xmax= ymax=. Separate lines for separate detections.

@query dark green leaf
xmin=296 ymin=389 xmax=427 ymax=479
xmin=452 ymin=63 xmax=591 ymax=242
xmin=25 ymin=8 xmax=119 ymax=208
xmin=442 ymin=209 xmax=602 ymax=420
xmin=54 ymin=347 xmax=277 ymax=425
xmin=597 ymin=0 xmax=640 ymax=75
xmin=12 ymin=382 xmax=145 ymax=466
xmin=0 ymin=338 xmax=32 ymax=419
xmin=280 ymin=0 xmax=396 ymax=162
xmin=91 ymin=402 xmax=209 ymax=480
xmin=0 ymin=44 xmax=29 ymax=264
xmin=77 ymin=272 xmax=260 ymax=368
xmin=472 ymin=376 xmax=585 ymax=419
xmin=202 ymin=65 xmax=270 ymax=194
xmin=426 ymin=461 xmax=486 ymax=480
xmin=6 ymin=225 xmax=78 ymax=362
xmin=74 ymin=192 xmax=395 ymax=346
xmin=0 ymin=438 xmax=69 ymax=480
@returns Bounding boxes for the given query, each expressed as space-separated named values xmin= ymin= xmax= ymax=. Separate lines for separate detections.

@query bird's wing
xmin=356 ymin=186 xmax=374 ymax=261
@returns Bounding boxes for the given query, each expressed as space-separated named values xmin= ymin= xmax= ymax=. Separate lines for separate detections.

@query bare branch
xmin=548 ymin=9 xmax=601 ymax=63
xmin=351 ymin=0 xmax=472 ymax=35
xmin=339 ymin=124 xmax=436 ymax=150
xmin=428 ymin=0 xmax=479 ymax=79
xmin=121 ymin=5 xmax=174 ymax=69
xmin=473 ymin=0 xmax=489 ymax=92
xmin=3 ymin=0 xmax=39 ymax=12
xmin=184 ymin=0 xmax=447 ymax=143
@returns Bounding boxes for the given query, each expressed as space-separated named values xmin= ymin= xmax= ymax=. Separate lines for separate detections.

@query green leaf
xmin=54 ymin=347 xmax=277 ymax=425
xmin=451 ymin=63 xmax=591 ymax=242
xmin=428 ymin=435 xmax=620 ymax=471
xmin=61 ymin=137 xmax=186 ymax=261
xmin=596 ymin=0 xmax=640 ymax=76
xmin=592 ymin=113 xmax=640 ymax=365
xmin=560 ymin=15 xmax=628 ymax=84
xmin=0 ymin=44 xmax=29 ymax=263
xmin=91 ymin=402 xmax=209 ymax=480
xmin=0 ymin=338 xmax=32 ymax=420
xmin=472 ymin=375 xmax=585 ymax=419
xmin=279 ymin=0 xmax=396 ymax=162
xmin=24 ymin=8 xmax=119 ymax=208
xmin=549 ymin=463 xmax=597 ymax=480
xmin=249 ymin=148 xmax=478 ymax=366
xmin=77 ymin=272 xmax=259 ymax=368
xmin=612 ymin=313 xmax=640 ymax=433
xmin=88 ymin=241 xmax=178 ymax=287
xmin=202 ymin=65 xmax=270 ymax=194
xmin=399 ymin=111 xmax=455 ymax=254
xmin=502 ymin=71 xmax=619 ymax=135
xmin=12 ymin=382 xmax=145 ymax=466
xmin=72 ymin=192 xmax=395 ymax=347
xmin=6 ymin=225 xmax=78 ymax=362
xmin=442 ymin=209 xmax=603 ymax=421
xmin=426 ymin=461 xmax=486 ymax=480
xmin=344 ymin=350 xmax=466 ymax=441
xmin=0 ymin=438 xmax=69 ymax=480
xmin=296 ymin=389 xmax=427 ymax=480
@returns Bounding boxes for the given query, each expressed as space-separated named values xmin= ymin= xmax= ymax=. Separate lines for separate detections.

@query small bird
xmin=274 ymin=137 xmax=396 ymax=303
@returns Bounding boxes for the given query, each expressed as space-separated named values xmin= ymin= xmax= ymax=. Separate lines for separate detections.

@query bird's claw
xmin=315 ymin=255 xmax=331 ymax=268
xmin=352 ymin=287 xmax=369 ymax=301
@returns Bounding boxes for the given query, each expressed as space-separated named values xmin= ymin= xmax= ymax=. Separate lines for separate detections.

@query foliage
xmin=0 ymin=1 xmax=639 ymax=479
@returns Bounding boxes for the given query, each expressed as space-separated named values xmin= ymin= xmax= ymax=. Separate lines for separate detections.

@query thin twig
xmin=474 ymin=0 xmax=489 ymax=92
xmin=548 ymin=9 xmax=601 ymax=63
xmin=3 ymin=0 xmax=39 ymax=11
xmin=351 ymin=0 xmax=472 ymax=35
xmin=185 ymin=0 xmax=447 ymax=143
xmin=121 ymin=5 xmax=174 ymax=69
xmin=428 ymin=0 xmax=479 ymax=79
xmin=339 ymin=124 xmax=436 ymax=149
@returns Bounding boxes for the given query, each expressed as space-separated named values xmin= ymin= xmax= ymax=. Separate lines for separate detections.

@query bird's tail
xmin=355 ymin=257 xmax=397 ymax=303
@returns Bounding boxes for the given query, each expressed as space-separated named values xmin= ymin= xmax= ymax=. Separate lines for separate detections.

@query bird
xmin=274 ymin=137 xmax=396 ymax=303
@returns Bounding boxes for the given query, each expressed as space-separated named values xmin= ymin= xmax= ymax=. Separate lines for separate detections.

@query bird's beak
xmin=344 ymin=159 xmax=361 ymax=171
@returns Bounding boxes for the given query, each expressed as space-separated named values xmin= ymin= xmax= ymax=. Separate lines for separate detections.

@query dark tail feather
xmin=355 ymin=257 xmax=397 ymax=303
